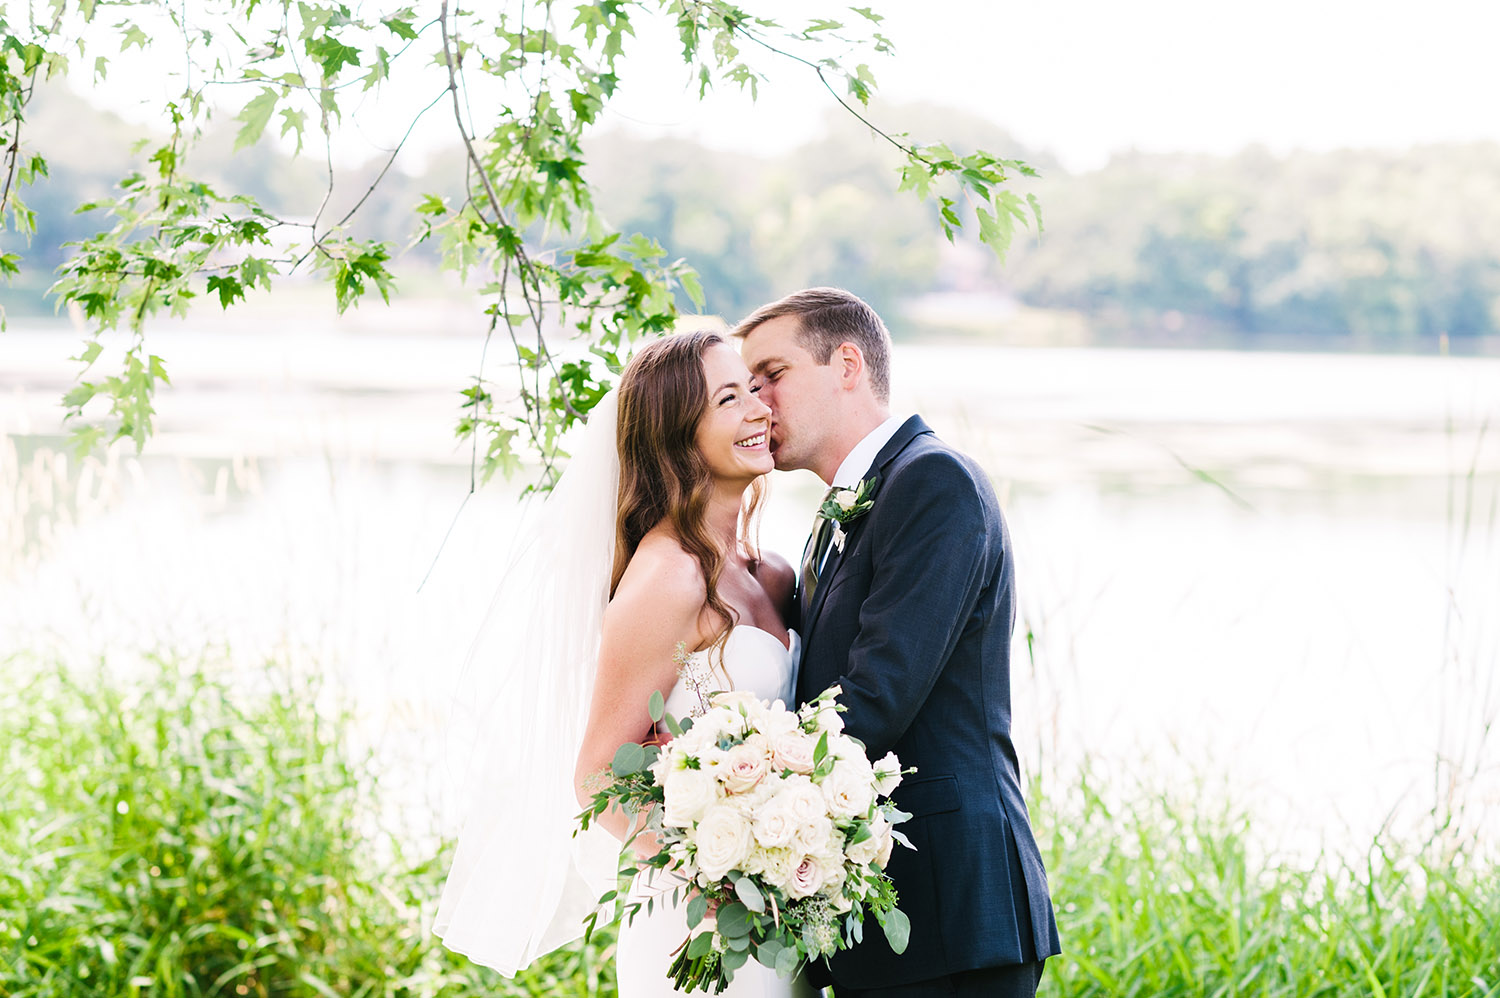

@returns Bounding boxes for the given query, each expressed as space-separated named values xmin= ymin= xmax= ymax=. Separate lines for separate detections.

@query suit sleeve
xmin=834 ymin=452 xmax=994 ymax=758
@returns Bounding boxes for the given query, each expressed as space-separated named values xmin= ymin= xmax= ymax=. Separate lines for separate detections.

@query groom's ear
xmin=834 ymin=341 xmax=866 ymax=390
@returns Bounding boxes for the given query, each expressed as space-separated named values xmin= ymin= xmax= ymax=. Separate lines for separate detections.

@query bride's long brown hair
xmin=611 ymin=330 xmax=766 ymax=661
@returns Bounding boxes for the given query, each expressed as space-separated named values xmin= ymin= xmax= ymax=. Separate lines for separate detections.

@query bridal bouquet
xmin=577 ymin=684 xmax=913 ymax=993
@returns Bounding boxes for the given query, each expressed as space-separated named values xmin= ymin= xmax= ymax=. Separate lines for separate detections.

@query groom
xmin=737 ymin=288 xmax=1061 ymax=997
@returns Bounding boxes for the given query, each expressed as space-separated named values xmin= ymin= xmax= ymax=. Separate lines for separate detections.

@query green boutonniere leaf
xmin=818 ymin=475 xmax=879 ymax=525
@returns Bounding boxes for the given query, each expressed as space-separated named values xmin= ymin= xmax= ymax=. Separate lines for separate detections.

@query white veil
xmin=434 ymin=391 xmax=622 ymax=974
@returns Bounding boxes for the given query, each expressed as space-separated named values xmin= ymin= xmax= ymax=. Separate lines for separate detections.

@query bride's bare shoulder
xmin=612 ymin=529 xmax=705 ymax=614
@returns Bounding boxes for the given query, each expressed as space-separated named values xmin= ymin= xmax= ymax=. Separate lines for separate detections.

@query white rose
xmin=719 ymin=736 xmax=770 ymax=795
xmin=821 ymin=759 xmax=875 ymax=819
xmin=787 ymin=854 xmax=826 ymax=899
xmin=845 ymin=813 xmax=887 ymax=866
xmin=834 ymin=489 xmax=859 ymax=511
xmin=792 ymin=814 xmax=835 ymax=855
xmin=694 ymin=804 xmax=755 ymax=882
xmin=769 ymin=730 xmax=817 ymax=774
xmin=872 ymin=752 xmax=904 ymax=796
xmin=662 ymin=768 xmax=719 ymax=827
xmin=752 ymin=795 xmax=798 ymax=849
xmin=777 ymin=777 xmax=828 ymax=826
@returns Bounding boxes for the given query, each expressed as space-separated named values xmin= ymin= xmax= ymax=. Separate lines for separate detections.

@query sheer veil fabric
xmin=433 ymin=391 xmax=622 ymax=974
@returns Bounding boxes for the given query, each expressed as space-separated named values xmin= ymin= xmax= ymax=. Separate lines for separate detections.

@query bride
xmin=435 ymin=330 xmax=817 ymax=997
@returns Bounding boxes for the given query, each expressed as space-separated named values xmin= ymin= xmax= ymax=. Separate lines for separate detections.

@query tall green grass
xmin=1035 ymin=769 xmax=1500 ymax=997
xmin=0 ymin=655 xmax=613 ymax=998
xmin=4 ymin=654 xmax=1496 ymax=997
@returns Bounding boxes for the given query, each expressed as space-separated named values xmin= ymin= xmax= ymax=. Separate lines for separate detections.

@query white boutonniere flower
xmin=817 ymin=476 xmax=878 ymax=554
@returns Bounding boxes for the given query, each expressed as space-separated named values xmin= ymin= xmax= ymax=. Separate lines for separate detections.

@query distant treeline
xmin=5 ymin=86 xmax=1498 ymax=346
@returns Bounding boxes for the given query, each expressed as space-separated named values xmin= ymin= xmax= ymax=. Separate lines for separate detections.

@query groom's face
xmin=740 ymin=315 xmax=841 ymax=475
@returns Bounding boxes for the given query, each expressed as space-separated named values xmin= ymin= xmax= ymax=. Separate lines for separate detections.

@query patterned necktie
xmin=800 ymin=487 xmax=839 ymax=613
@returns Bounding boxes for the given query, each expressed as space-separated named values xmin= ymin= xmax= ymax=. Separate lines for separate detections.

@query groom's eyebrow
xmin=748 ymin=355 xmax=786 ymax=374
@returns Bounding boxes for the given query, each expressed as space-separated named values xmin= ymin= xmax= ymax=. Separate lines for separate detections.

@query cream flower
xmin=791 ymin=814 xmax=836 ymax=855
xmin=751 ymin=794 xmax=798 ymax=849
xmin=744 ymin=846 xmax=798 ymax=893
xmin=845 ymin=813 xmax=888 ymax=866
xmin=834 ymin=488 xmax=860 ymax=512
xmin=757 ymin=700 xmax=801 ymax=738
xmin=872 ymin=752 xmax=904 ymax=796
xmin=720 ymin=736 xmax=770 ymax=795
xmin=769 ymin=729 xmax=817 ymax=774
xmin=777 ymin=777 xmax=827 ymax=826
xmin=694 ymin=803 xmax=755 ymax=882
xmin=875 ymin=820 xmax=895 ymax=867
xmin=787 ymin=854 xmax=828 ymax=899
xmin=821 ymin=759 xmax=875 ymax=819
xmin=801 ymin=700 xmax=845 ymax=735
xmin=662 ymin=768 xmax=719 ymax=827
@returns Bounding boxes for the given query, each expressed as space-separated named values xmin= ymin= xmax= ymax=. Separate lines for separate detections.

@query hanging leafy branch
xmin=1 ymin=0 xmax=1039 ymax=490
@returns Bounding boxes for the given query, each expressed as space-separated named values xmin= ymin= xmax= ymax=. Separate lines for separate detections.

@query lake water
xmin=3 ymin=325 xmax=1498 ymax=853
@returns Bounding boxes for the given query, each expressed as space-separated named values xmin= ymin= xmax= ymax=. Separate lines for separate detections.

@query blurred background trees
xmin=9 ymin=85 xmax=1494 ymax=349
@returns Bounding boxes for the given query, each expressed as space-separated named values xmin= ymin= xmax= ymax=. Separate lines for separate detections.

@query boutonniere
xmin=817 ymin=475 xmax=879 ymax=552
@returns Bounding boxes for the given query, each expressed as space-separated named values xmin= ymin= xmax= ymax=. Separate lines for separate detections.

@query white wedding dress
xmin=616 ymin=625 xmax=820 ymax=998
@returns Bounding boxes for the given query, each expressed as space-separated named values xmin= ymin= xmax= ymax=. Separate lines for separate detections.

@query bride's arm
xmin=573 ymin=536 xmax=705 ymax=850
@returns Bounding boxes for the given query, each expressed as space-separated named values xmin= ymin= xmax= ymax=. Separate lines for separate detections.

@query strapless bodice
xmin=663 ymin=626 xmax=800 ymax=721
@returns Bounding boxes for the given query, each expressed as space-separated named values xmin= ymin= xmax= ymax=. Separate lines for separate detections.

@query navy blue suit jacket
xmin=795 ymin=416 xmax=1062 ymax=990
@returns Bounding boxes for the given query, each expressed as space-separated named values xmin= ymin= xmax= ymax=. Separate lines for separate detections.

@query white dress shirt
xmin=831 ymin=412 xmax=912 ymax=488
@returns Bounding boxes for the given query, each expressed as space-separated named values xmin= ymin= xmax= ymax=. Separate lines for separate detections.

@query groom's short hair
xmin=735 ymin=287 xmax=892 ymax=402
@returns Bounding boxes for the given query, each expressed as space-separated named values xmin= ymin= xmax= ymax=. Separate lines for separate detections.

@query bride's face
xmin=694 ymin=343 xmax=774 ymax=483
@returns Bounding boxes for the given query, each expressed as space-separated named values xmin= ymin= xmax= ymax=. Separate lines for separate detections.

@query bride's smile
xmin=695 ymin=342 xmax=775 ymax=481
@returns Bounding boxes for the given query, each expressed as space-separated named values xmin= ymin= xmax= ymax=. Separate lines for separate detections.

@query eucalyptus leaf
xmin=754 ymin=938 xmax=783 ymax=969
xmin=734 ymin=876 xmax=766 ymax=914
xmin=686 ymin=930 xmax=713 ymax=959
xmin=686 ymin=893 xmax=708 ymax=928
xmin=611 ymin=742 xmax=646 ymax=777
xmin=716 ymin=901 xmax=753 ymax=939
xmin=880 ymin=907 xmax=911 ymax=955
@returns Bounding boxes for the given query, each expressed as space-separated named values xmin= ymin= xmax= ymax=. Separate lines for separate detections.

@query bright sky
xmin=605 ymin=0 xmax=1500 ymax=170
xmin=73 ymin=0 xmax=1500 ymax=173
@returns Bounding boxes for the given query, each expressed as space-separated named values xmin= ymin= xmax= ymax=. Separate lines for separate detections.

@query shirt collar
xmin=831 ymin=412 xmax=910 ymax=488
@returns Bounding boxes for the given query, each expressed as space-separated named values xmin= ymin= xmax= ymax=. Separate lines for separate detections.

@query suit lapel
xmin=801 ymin=415 xmax=933 ymax=638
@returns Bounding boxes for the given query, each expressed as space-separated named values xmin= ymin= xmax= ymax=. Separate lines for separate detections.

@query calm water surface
xmin=3 ymin=327 xmax=1497 ymax=850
